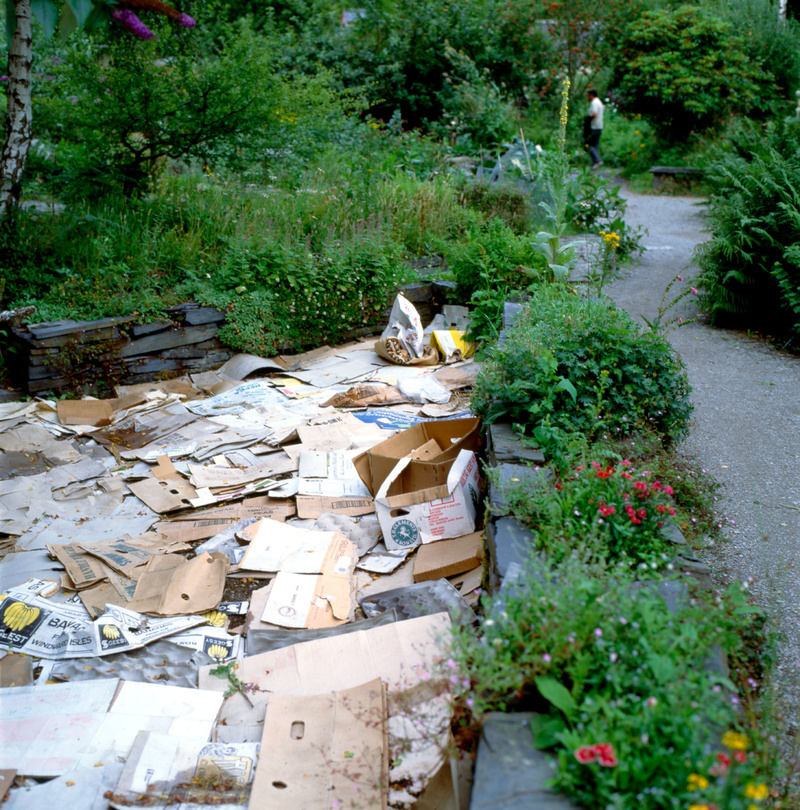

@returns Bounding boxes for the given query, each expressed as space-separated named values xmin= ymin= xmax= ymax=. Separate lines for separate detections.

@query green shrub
xmin=471 ymin=288 xmax=692 ymax=444
xmin=613 ymin=5 xmax=773 ymax=139
xmin=446 ymin=217 xmax=548 ymax=299
xmin=457 ymin=180 xmax=534 ymax=234
xmin=694 ymin=120 xmax=800 ymax=342
xmin=450 ymin=557 xmax=766 ymax=809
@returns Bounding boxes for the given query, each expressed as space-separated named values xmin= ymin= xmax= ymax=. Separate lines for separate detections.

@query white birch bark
xmin=0 ymin=0 xmax=34 ymax=214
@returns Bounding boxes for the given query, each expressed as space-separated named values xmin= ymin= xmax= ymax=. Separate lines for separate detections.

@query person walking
xmin=586 ymin=89 xmax=604 ymax=168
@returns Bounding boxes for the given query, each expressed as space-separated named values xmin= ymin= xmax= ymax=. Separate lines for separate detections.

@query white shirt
xmin=589 ymin=97 xmax=604 ymax=130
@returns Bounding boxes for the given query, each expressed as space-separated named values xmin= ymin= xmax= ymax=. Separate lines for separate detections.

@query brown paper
xmin=0 ymin=653 xmax=33 ymax=687
xmin=296 ymin=495 xmax=374 ymax=520
xmin=127 ymin=552 xmax=229 ymax=616
xmin=251 ymin=678 xmax=388 ymax=810
xmin=128 ymin=472 xmax=198 ymax=514
xmin=323 ymin=385 xmax=410 ymax=408
xmin=413 ymin=532 xmax=484 ymax=582
xmin=48 ymin=542 xmax=108 ymax=589
xmin=56 ymin=399 xmax=114 ymax=426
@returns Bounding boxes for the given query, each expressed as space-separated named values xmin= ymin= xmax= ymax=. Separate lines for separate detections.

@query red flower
xmin=663 ymin=485 xmax=674 ymax=495
xmin=630 ymin=517 xmax=642 ymax=524
xmin=637 ymin=508 xmax=647 ymax=518
xmin=710 ymin=752 xmax=731 ymax=776
xmin=594 ymin=743 xmax=618 ymax=767
xmin=652 ymin=481 xmax=663 ymax=491
xmin=598 ymin=502 xmax=616 ymax=516
xmin=733 ymin=750 xmax=747 ymax=764
xmin=574 ymin=745 xmax=597 ymax=764
xmin=634 ymin=481 xmax=648 ymax=493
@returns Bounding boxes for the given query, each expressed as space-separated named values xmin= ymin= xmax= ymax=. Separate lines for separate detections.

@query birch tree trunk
xmin=0 ymin=0 xmax=33 ymax=215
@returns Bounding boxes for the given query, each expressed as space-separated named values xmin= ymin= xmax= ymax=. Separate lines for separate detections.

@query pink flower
xmin=543 ymin=653 xmax=552 ymax=663
xmin=574 ymin=745 xmax=597 ymax=764
xmin=677 ymin=275 xmax=683 ymax=281
xmin=446 ymin=658 xmax=457 ymax=669
xmin=595 ymin=743 xmax=618 ymax=767
xmin=691 ymin=287 xmax=699 ymax=295
xmin=111 ymin=9 xmax=156 ymax=39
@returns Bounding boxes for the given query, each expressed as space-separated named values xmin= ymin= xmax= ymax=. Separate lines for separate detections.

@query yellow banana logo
xmin=3 ymin=601 xmax=40 ymax=632
xmin=207 ymin=643 xmax=228 ymax=660
xmin=202 ymin=610 xmax=226 ymax=627
xmin=102 ymin=624 xmax=121 ymax=640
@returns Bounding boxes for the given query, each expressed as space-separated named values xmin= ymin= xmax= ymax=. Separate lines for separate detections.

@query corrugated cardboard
xmin=126 ymin=551 xmax=229 ymax=616
xmin=375 ymin=450 xmax=481 ymax=549
xmin=261 ymin=570 xmax=354 ymax=629
xmin=56 ymin=399 xmax=114 ymax=427
xmin=251 ymin=678 xmax=387 ymax=810
xmin=295 ymin=495 xmax=374 ymax=519
xmin=353 ymin=417 xmax=481 ymax=496
xmin=413 ymin=532 xmax=484 ymax=582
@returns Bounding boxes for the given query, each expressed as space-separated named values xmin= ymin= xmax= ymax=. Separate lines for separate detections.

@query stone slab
xmin=485 ymin=516 xmax=538 ymax=590
xmin=490 ymin=463 xmax=552 ymax=517
xmin=487 ymin=422 xmax=545 ymax=467
xmin=469 ymin=713 xmax=579 ymax=810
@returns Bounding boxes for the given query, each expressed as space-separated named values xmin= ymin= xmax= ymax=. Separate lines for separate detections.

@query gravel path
xmin=606 ymin=186 xmax=800 ymax=760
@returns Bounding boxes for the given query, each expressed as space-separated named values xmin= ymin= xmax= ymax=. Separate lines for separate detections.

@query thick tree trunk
xmin=0 ymin=0 xmax=33 ymax=215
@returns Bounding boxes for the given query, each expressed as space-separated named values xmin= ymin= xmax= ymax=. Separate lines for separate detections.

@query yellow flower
xmin=722 ymin=731 xmax=749 ymax=751
xmin=687 ymin=773 xmax=710 ymax=791
xmin=688 ymin=805 xmax=711 ymax=810
xmin=744 ymin=783 xmax=769 ymax=801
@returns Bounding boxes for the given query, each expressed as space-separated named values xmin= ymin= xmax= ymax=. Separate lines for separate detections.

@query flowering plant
xmin=542 ymin=459 xmax=678 ymax=566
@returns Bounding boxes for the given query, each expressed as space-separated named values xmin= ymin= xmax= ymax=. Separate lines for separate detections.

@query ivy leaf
xmin=31 ymin=0 xmax=59 ymax=38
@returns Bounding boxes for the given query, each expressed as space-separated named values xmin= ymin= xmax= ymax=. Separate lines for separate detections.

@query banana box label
xmin=0 ymin=578 xmax=208 ymax=660
xmin=0 ymin=596 xmax=51 ymax=649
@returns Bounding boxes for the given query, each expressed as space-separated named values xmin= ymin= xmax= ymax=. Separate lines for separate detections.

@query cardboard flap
xmin=261 ymin=571 xmax=354 ymax=629
xmin=128 ymin=551 xmax=229 ymax=615
xmin=413 ymin=531 xmax=484 ymax=582
xmin=251 ymin=678 xmax=388 ymax=810
xmin=56 ymin=399 xmax=114 ymax=427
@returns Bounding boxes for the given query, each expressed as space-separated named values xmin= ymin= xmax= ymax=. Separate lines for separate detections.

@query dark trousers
xmin=588 ymin=129 xmax=602 ymax=165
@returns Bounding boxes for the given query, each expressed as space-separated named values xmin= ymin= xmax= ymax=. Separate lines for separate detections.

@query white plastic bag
xmin=381 ymin=294 xmax=425 ymax=359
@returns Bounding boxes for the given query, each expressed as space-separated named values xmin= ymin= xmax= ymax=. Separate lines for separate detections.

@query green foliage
xmin=694 ymin=120 xmax=800 ymax=342
xmin=501 ymin=459 xmax=679 ymax=567
xmin=252 ymin=0 xmax=554 ymax=137
xmin=565 ymin=169 xmax=645 ymax=259
xmin=34 ymin=20 xmax=354 ymax=197
xmin=471 ymin=288 xmax=693 ymax=444
xmin=446 ymin=217 xmax=547 ymax=299
xmin=614 ymin=5 xmax=773 ymax=139
xmin=457 ymin=180 xmax=534 ymax=234
xmin=450 ymin=557 xmax=765 ymax=809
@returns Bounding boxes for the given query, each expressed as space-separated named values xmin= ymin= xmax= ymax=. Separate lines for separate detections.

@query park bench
xmin=649 ymin=165 xmax=703 ymax=191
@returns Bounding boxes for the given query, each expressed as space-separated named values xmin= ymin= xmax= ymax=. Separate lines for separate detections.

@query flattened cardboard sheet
xmin=56 ymin=399 xmax=114 ymax=427
xmin=251 ymin=678 xmax=387 ymax=810
xmin=296 ymin=496 xmax=374 ymax=520
xmin=261 ymin=570 xmax=354 ymax=630
xmin=128 ymin=551 xmax=229 ymax=616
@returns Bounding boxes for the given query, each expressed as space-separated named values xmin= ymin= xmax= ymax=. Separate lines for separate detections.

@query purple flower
xmin=0 ymin=75 xmax=7 ymax=82
xmin=178 ymin=13 xmax=196 ymax=27
xmin=594 ymin=628 xmax=603 ymax=638
xmin=543 ymin=653 xmax=552 ymax=663
xmin=112 ymin=9 xmax=156 ymax=40
xmin=446 ymin=658 xmax=457 ymax=669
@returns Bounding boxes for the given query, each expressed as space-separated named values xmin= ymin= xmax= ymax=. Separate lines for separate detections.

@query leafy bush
xmin=471 ymin=288 xmax=692 ymax=444
xmin=613 ymin=5 xmax=773 ymax=139
xmin=450 ymin=557 xmax=766 ymax=809
xmin=445 ymin=217 xmax=548 ymax=299
xmin=35 ymin=20 xmax=354 ymax=198
xmin=457 ymin=180 xmax=534 ymax=234
xmin=694 ymin=120 xmax=800 ymax=342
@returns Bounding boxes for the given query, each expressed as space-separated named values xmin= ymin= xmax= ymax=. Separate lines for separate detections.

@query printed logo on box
xmin=99 ymin=622 xmax=130 ymax=652
xmin=391 ymin=519 xmax=419 ymax=547
xmin=0 ymin=598 xmax=49 ymax=648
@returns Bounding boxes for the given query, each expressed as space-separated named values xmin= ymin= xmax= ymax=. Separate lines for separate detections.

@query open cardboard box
xmin=353 ymin=417 xmax=481 ymax=497
xmin=375 ymin=449 xmax=481 ymax=549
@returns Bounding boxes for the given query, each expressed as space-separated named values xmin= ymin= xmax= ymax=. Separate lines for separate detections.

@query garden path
xmin=607 ymin=186 xmax=800 ymax=749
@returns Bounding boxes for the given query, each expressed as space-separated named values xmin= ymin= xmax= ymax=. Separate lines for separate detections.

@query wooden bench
xmin=649 ymin=166 xmax=703 ymax=191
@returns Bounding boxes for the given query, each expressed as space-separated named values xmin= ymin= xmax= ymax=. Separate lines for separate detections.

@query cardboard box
xmin=375 ymin=449 xmax=481 ymax=549
xmin=413 ymin=531 xmax=484 ymax=582
xmin=353 ymin=417 xmax=481 ymax=497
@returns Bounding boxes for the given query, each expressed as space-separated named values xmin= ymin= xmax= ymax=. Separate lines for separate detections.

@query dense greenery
xmin=471 ymin=288 xmax=693 ymax=445
xmin=695 ymin=119 xmax=800 ymax=343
